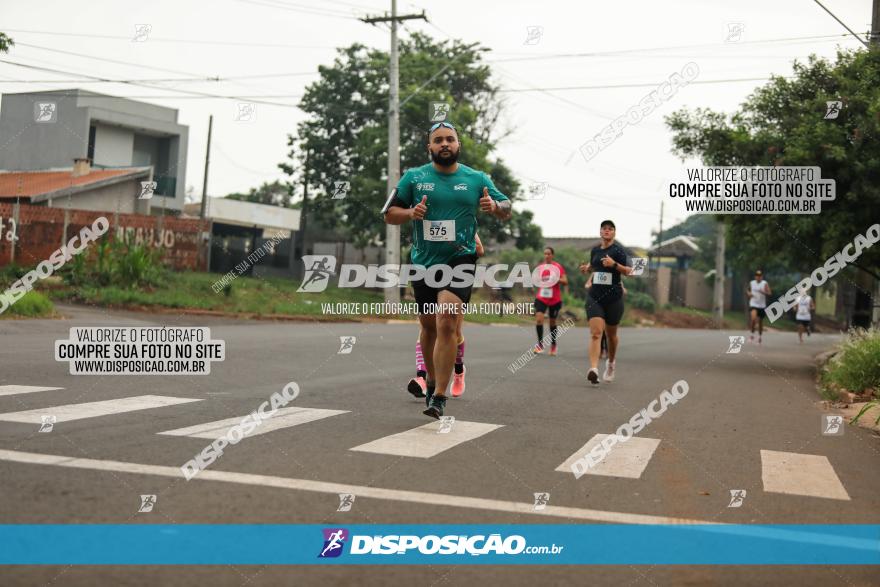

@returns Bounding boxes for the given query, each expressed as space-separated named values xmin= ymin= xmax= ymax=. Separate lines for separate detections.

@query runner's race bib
xmin=423 ymin=220 xmax=455 ymax=242
xmin=593 ymin=272 xmax=612 ymax=285
xmin=539 ymin=287 xmax=553 ymax=298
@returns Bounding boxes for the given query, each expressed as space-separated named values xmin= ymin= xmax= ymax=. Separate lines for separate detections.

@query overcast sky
xmin=0 ymin=0 xmax=870 ymax=247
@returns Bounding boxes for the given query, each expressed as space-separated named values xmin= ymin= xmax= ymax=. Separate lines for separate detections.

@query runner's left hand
xmin=479 ymin=187 xmax=497 ymax=214
xmin=601 ymin=255 xmax=616 ymax=268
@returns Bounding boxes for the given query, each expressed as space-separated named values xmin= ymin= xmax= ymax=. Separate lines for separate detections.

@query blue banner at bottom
xmin=1 ymin=524 xmax=878 ymax=565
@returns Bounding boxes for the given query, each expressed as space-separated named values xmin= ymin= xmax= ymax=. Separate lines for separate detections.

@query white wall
xmin=93 ymin=124 xmax=134 ymax=167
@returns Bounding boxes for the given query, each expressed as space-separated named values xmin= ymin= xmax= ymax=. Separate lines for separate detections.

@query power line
xmin=234 ymin=0 xmax=359 ymax=19
xmin=811 ymin=0 xmax=870 ymax=48
xmin=0 ymin=29 xmax=337 ymax=49
xmin=497 ymin=77 xmax=789 ymax=93
xmin=487 ymin=34 xmax=857 ymax=63
xmin=0 ymin=59 xmax=300 ymax=107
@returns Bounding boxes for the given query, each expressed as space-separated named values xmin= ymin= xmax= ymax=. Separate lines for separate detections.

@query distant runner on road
xmin=385 ymin=121 xmax=511 ymax=419
xmin=579 ymin=220 xmax=633 ymax=385
xmin=795 ymin=287 xmax=815 ymax=344
xmin=747 ymin=270 xmax=771 ymax=344
xmin=533 ymin=246 xmax=568 ymax=356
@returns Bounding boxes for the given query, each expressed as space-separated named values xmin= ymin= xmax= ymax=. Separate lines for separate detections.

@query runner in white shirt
xmin=795 ymin=288 xmax=815 ymax=344
xmin=746 ymin=270 xmax=771 ymax=344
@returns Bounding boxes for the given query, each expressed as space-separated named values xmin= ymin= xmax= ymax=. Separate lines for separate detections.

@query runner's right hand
xmin=579 ymin=263 xmax=591 ymax=275
xmin=411 ymin=195 xmax=428 ymax=220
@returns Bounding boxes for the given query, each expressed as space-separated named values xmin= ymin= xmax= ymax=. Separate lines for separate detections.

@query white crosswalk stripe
xmin=556 ymin=434 xmax=661 ymax=479
xmin=350 ymin=420 xmax=503 ymax=458
xmin=0 ymin=385 xmax=63 ymax=397
xmin=0 ymin=395 xmax=201 ymax=424
xmin=158 ymin=407 xmax=349 ymax=439
xmin=760 ymin=449 xmax=851 ymax=501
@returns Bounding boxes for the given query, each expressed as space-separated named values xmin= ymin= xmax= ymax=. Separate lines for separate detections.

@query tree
xmin=225 ymin=180 xmax=292 ymax=208
xmin=0 ymin=33 xmax=13 ymax=53
xmin=666 ymin=49 xmax=880 ymax=279
xmin=280 ymin=33 xmax=541 ymax=250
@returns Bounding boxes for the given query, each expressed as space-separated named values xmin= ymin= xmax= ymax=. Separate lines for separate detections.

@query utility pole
xmin=713 ymin=220 xmax=726 ymax=327
xmin=655 ymin=201 xmax=664 ymax=269
xmin=199 ymin=115 xmax=213 ymax=219
xmin=298 ymin=149 xmax=310 ymax=271
xmin=362 ymin=2 xmax=427 ymax=303
xmin=872 ymin=0 xmax=880 ymax=45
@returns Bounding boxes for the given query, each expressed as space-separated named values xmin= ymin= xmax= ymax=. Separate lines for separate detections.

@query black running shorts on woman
xmin=586 ymin=295 xmax=624 ymax=325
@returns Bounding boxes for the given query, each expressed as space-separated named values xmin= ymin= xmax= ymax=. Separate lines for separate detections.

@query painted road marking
xmin=556 ymin=434 xmax=661 ymax=478
xmin=761 ymin=449 xmax=850 ymax=501
xmin=0 ymin=386 xmax=63 ymax=397
xmin=350 ymin=421 xmax=503 ymax=458
xmin=0 ymin=395 xmax=201 ymax=424
xmin=158 ymin=407 xmax=349 ymax=439
xmin=0 ymin=448 xmax=717 ymax=525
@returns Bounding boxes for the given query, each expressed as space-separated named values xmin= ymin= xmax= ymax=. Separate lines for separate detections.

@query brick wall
xmin=0 ymin=203 xmax=209 ymax=270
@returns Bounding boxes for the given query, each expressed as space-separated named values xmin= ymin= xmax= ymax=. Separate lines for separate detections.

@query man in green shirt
xmin=384 ymin=122 xmax=511 ymax=418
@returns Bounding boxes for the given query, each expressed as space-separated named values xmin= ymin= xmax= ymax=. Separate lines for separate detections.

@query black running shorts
xmin=750 ymin=307 xmax=767 ymax=319
xmin=534 ymin=299 xmax=562 ymax=319
xmin=586 ymin=294 xmax=624 ymax=326
xmin=411 ymin=255 xmax=477 ymax=314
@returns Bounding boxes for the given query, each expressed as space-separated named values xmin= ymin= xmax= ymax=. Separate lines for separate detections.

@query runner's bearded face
xmin=428 ymin=128 xmax=460 ymax=167
xmin=543 ymin=248 xmax=553 ymax=263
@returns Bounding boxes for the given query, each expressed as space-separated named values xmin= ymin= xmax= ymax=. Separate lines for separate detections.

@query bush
xmin=627 ymin=291 xmax=656 ymax=313
xmin=822 ymin=328 xmax=880 ymax=396
xmin=2 ymin=290 xmax=54 ymax=317
xmin=61 ymin=238 xmax=166 ymax=289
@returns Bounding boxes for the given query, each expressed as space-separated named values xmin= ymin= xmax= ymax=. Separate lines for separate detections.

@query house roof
xmin=0 ymin=168 xmax=152 ymax=202
xmin=648 ymin=234 xmax=701 ymax=257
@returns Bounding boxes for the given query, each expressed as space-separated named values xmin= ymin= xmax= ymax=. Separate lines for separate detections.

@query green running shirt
xmin=396 ymin=163 xmax=509 ymax=267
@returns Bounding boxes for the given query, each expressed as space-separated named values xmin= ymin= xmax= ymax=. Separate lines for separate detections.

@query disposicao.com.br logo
xmin=318 ymin=528 xmax=563 ymax=558
xmin=298 ymin=255 xmax=560 ymax=293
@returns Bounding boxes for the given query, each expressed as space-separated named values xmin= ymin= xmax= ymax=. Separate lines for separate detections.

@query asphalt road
xmin=1 ymin=304 xmax=878 ymax=586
